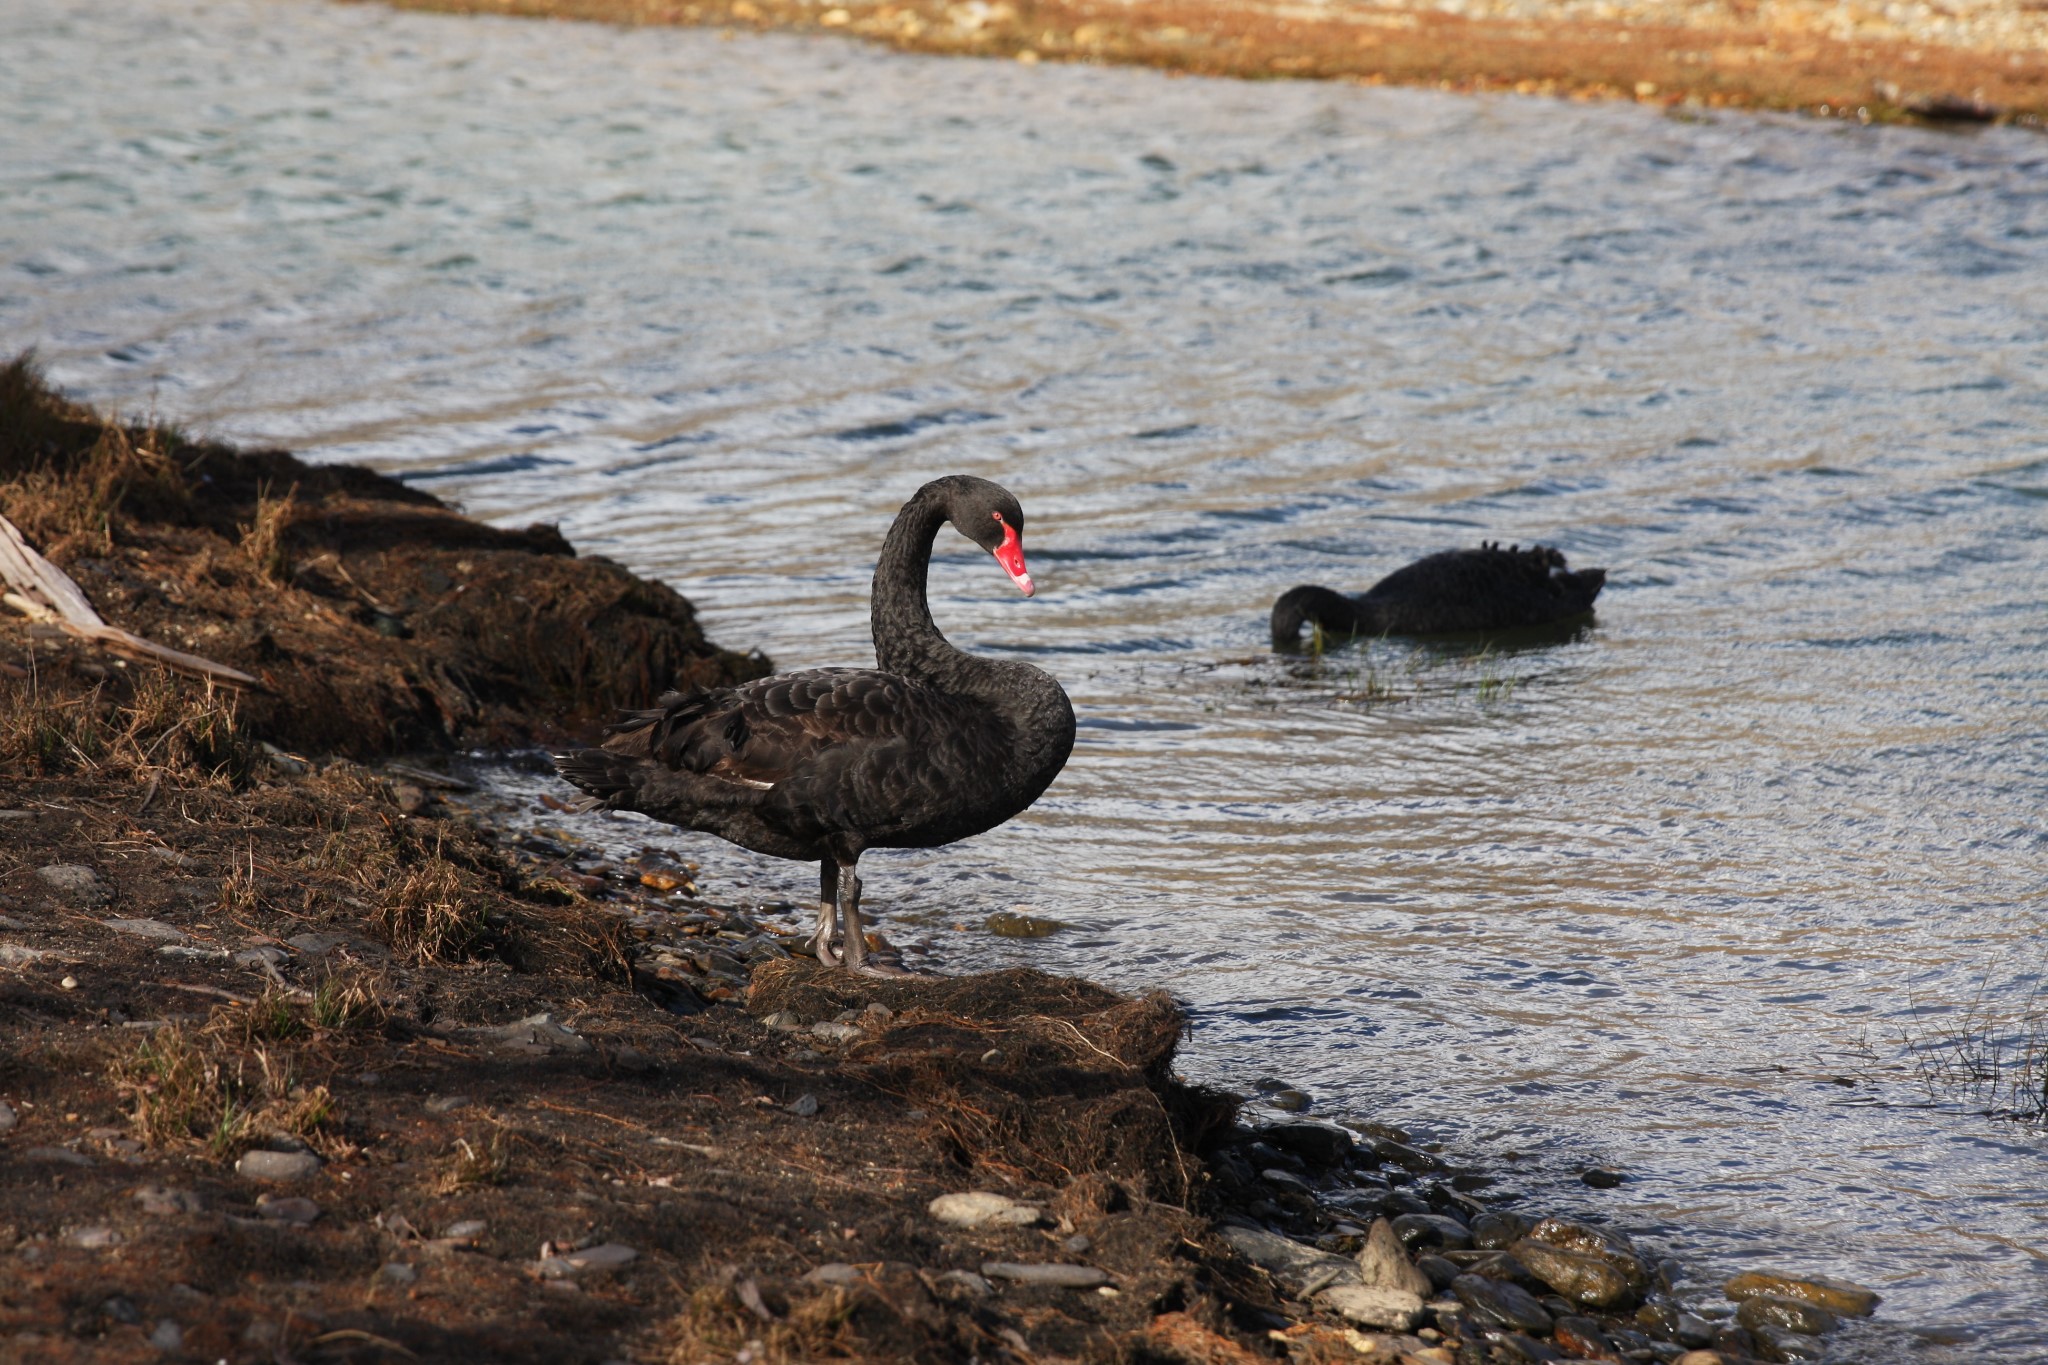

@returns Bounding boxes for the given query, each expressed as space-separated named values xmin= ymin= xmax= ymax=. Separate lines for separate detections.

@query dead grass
xmin=0 ymin=665 xmax=254 ymax=783
xmin=240 ymin=481 xmax=299 ymax=586
xmin=110 ymin=1012 xmax=340 ymax=1161
xmin=371 ymin=844 xmax=497 ymax=964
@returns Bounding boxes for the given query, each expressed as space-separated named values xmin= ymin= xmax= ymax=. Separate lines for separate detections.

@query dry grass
xmin=0 ymin=665 xmax=254 ymax=783
xmin=240 ymin=481 xmax=299 ymax=586
xmin=438 ymin=1122 xmax=517 ymax=1191
xmin=112 ymin=1020 xmax=336 ymax=1160
xmin=371 ymin=843 xmax=496 ymax=964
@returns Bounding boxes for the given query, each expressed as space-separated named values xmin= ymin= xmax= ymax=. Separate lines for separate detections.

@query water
xmin=5 ymin=0 xmax=2046 ymax=1353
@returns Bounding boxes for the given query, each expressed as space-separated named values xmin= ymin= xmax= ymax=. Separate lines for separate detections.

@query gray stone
xmin=1263 ymin=1088 xmax=1311 ymax=1112
xmin=424 ymin=1095 xmax=470 ymax=1114
xmin=1390 ymin=1213 xmax=1472 ymax=1252
xmin=1752 ymin=1325 xmax=1828 ymax=1361
xmin=149 ymin=1320 xmax=184 ymax=1351
xmin=1452 ymin=1273 xmax=1553 ymax=1334
xmin=810 ymin=1021 xmax=863 ymax=1045
xmin=1357 ymin=1218 xmax=1433 ymax=1297
xmin=236 ymin=1149 xmax=322 ymax=1181
xmin=1317 ymin=1283 xmax=1425 ymax=1330
xmin=63 ymin=1226 xmax=122 ymax=1249
xmin=135 ymin=1186 xmax=206 ymax=1216
xmin=1722 ymin=1270 xmax=1880 ymax=1318
xmin=38 ymin=864 xmax=108 ymax=906
xmin=762 ymin=1010 xmax=804 ymax=1032
xmin=256 ymin=1194 xmax=321 ymax=1226
xmin=980 ymin=1261 xmax=1110 ymax=1288
xmin=25 ymin=1146 xmax=94 ymax=1166
xmin=1262 ymin=1167 xmax=1313 ymax=1195
xmin=933 ymin=1269 xmax=992 ymax=1296
xmin=787 ymin=1093 xmax=820 ymax=1117
xmin=1470 ymin=1211 xmax=1530 ymax=1250
xmin=803 ymin=1262 xmax=863 ymax=1286
xmin=0 ymin=1100 xmax=15 ymax=1133
xmin=1218 ymin=1222 xmax=1360 ymax=1295
xmin=1370 ymin=1137 xmax=1445 ymax=1174
xmin=444 ymin=1219 xmax=488 ymax=1241
xmin=928 ymin=1191 xmax=1042 ymax=1229
xmin=104 ymin=918 xmax=189 ymax=943
xmin=1737 ymin=1294 xmax=1839 ymax=1336
xmin=380 ymin=1262 xmax=419 ymax=1285
xmin=465 ymin=1013 xmax=591 ymax=1055
xmin=1553 ymin=1315 xmax=1620 ymax=1360
xmin=536 ymin=1242 xmax=638 ymax=1277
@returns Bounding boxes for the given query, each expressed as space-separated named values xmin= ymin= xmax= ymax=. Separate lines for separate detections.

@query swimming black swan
xmin=1271 ymin=542 xmax=1606 ymax=645
xmin=554 ymin=475 xmax=1075 ymax=976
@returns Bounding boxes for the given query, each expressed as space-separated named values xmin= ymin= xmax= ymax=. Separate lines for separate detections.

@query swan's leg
xmin=812 ymin=860 xmax=842 ymax=967
xmin=839 ymin=862 xmax=915 ymax=978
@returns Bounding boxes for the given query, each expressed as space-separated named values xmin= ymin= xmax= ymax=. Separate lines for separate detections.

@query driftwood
xmin=0 ymin=514 xmax=266 ymax=691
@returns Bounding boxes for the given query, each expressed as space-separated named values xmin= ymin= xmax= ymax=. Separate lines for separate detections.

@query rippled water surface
xmin=5 ymin=0 xmax=2046 ymax=1352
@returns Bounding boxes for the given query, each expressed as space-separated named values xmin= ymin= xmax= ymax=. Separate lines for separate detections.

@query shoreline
xmin=1 ymin=369 xmax=1891 ymax=1362
xmin=367 ymin=0 xmax=2048 ymax=125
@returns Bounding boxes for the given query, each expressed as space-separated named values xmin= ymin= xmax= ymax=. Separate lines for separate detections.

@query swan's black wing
xmin=1361 ymin=543 xmax=1605 ymax=633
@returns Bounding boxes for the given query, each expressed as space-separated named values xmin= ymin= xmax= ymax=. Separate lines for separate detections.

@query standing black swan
xmin=1271 ymin=542 xmax=1606 ymax=645
xmin=554 ymin=475 xmax=1075 ymax=976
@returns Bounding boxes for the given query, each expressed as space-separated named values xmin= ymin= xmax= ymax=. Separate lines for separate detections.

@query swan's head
xmin=934 ymin=476 xmax=1035 ymax=597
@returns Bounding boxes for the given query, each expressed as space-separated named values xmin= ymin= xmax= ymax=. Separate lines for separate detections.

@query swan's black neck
xmin=1271 ymin=585 xmax=1380 ymax=644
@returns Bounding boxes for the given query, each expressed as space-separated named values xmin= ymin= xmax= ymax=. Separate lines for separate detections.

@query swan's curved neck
xmin=871 ymin=489 xmax=980 ymax=686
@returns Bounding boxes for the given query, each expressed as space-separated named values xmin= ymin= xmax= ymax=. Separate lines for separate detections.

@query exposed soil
xmin=371 ymin=0 xmax=2048 ymax=125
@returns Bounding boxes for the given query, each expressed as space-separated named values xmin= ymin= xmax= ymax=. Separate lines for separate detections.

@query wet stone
xmin=1217 ymin=1222 xmax=1358 ymax=1295
xmin=1736 ymin=1294 xmax=1838 ymax=1336
xmin=928 ymin=1191 xmax=1041 ymax=1229
xmin=1471 ymin=1211 xmax=1530 ymax=1250
xmin=1262 ymin=1120 xmax=1355 ymax=1166
xmin=1554 ymin=1314 xmax=1620 ymax=1359
xmin=1391 ymin=1213 xmax=1472 ymax=1252
xmin=1581 ymin=1167 xmax=1628 ymax=1189
xmin=236 ymin=1149 xmax=321 ymax=1181
xmin=1751 ymin=1325 xmax=1828 ymax=1361
xmin=1262 ymin=1167 xmax=1314 ymax=1195
xmin=1722 ymin=1270 xmax=1880 ymax=1318
xmin=1452 ymin=1273 xmax=1553 ymax=1335
xmin=980 ymin=1261 xmax=1110 ymax=1288
xmin=1415 ymin=1253 xmax=1461 ymax=1291
xmin=1371 ymin=1137 xmax=1446 ymax=1174
xmin=1513 ymin=1239 xmax=1639 ymax=1309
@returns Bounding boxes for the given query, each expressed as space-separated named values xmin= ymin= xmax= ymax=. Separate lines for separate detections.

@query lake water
xmin=4 ymin=0 xmax=2045 ymax=1355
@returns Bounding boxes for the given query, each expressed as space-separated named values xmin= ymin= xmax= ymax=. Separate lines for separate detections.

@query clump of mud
xmin=0 ymin=354 xmax=765 ymax=759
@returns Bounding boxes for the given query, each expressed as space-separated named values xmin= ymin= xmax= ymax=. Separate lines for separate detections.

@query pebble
xmin=256 ymin=1194 xmax=321 ymax=1225
xmin=1356 ymin=1219 xmax=1432 ymax=1298
xmin=37 ymin=864 xmax=109 ymax=906
xmin=1219 ymin=1222 xmax=1360 ymax=1295
xmin=25 ymin=1146 xmax=94 ymax=1166
xmin=135 ymin=1186 xmax=204 ymax=1216
xmin=1470 ymin=1211 xmax=1530 ymax=1249
xmin=1511 ymin=1238 xmax=1640 ymax=1309
xmin=803 ymin=1263 xmax=863 ymax=1286
xmin=980 ymin=1261 xmax=1110 ymax=1288
xmin=1262 ymin=1167 xmax=1314 ymax=1195
xmin=932 ymin=1269 xmax=992 ymax=1296
xmin=762 ymin=1011 xmax=804 ymax=1032
xmin=1062 ymin=1233 xmax=1092 ymax=1255
xmin=536 ymin=1242 xmax=639 ymax=1277
xmin=148 ymin=1320 xmax=183 ymax=1352
xmin=787 ymin=1093 xmax=820 ymax=1117
xmin=810 ymin=1021 xmax=863 ymax=1045
xmin=1751 ymin=1324 xmax=1828 ymax=1360
xmin=235 ymin=1149 xmax=322 ymax=1182
xmin=1318 ymin=1283 xmax=1425 ymax=1330
xmin=928 ymin=1191 xmax=1042 ymax=1229
xmin=444 ymin=1219 xmax=488 ymax=1241
xmin=102 ymin=918 xmax=189 ymax=943
xmin=1554 ymin=1315 xmax=1620 ymax=1358
xmin=1452 ymin=1273 xmax=1553 ymax=1334
xmin=0 ymin=1100 xmax=15 ymax=1133
xmin=1722 ymin=1270 xmax=1880 ymax=1317
xmin=1262 ymin=1120 xmax=1355 ymax=1165
xmin=62 ymin=1226 xmax=122 ymax=1249
xmin=465 ymin=1012 xmax=592 ymax=1055
xmin=1736 ymin=1294 xmax=1839 ymax=1336
xmin=424 ymin=1094 xmax=471 ymax=1114
xmin=1581 ymin=1167 xmax=1628 ymax=1188
xmin=1390 ymin=1213 xmax=1473 ymax=1252
xmin=380 ymin=1262 xmax=419 ymax=1285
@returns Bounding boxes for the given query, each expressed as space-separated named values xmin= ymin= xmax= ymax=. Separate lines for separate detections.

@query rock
xmin=1452 ymin=1273 xmax=1553 ymax=1334
xmin=787 ymin=1093 xmax=820 ymax=1117
xmin=381 ymin=1261 xmax=420 ymax=1285
xmin=0 ymin=1100 xmax=15 ymax=1133
xmin=1262 ymin=1167 xmax=1314 ymax=1195
xmin=233 ymin=946 xmax=288 ymax=972
xmin=62 ymin=1226 xmax=122 ymax=1249
xmin=1554 ymin=1314 xmax=1621 ymax=1359
xmin=424 ymin=1095 xmax=470 ymax=1114
xmin=444 ymin=1219 xmax=488 ymax=1241
xmin=1264 ymin=1088 xmax=1311 ymax=1112
xmin=38 ymin=864 xmax=108 ymax=906
xmin=1581 ymin=1167 xmax=1627 ymax=1189
xmin=1317 ymin=1283 xmax=1425 ymax=1330
xmin=148 ymin=1320 xmax=184 ymax=1352
xmin=810 ymin=1021 xmax=863 ymax=1045
xmin=1736 ymin=1295 xmax=1838 ymax=1336
xmin=236 ymin=1150 xmax=322 ymax=1181
xmin=1357 ymin=1219 xmax=1432 ymax=1298
xmin=1673 ymin=1354 xmax=1730 ymax=1365
xmin=1471 ymin=1212 xmax=1530 ymax=1250
xmin=933 ymin=1269 xmax=992 ymax=1296
xmin=1415 ymin=1253 xmax=1460 ymax=1291
xmin=1369 ymin=1137 xmax=1445 ymax=1174
xmin=1262 ymin=1120 xmax=1355 ymax=1166
xmin=1722 ymin=1270 xmax=1880 ymax=1318
xmin=1062 ymin=1233 xmax=1091 ymax=1254
xmin=1217 ymin=1222 xmax=1360 ymax=1295
xmin=929 ymin=1192 xmax=1042 ymax=1229
xmin=1390 ymin=1213 xmax=1472 ymax=1252
xmin=761 ymin=1010 xmax=804 ymax=1032
xmin=1751 ymin=1325 xmax=1827 ymax=1361
xmin=135 ymin=1185 xmax=204 ymax=1216
xmin=537 ymin=1242 xmax=638 ymax=1277
xmin=1512 ymin=1239 xmax=1641 ymax=1309
xmin=256 ymin=1194 xmax=321 ymax=1225
xmin=980 ymin=1261 xmax=1110 ymax=1288
xmin=803 ymin=1263 xmax=863 ymax=1286
xmin=103 ymin=918 xmax=189 ymax=943
xmin=285 ymin=931 xmax=388 ymax=959
xmin=465 ymin=1013 xmax=591 ymax=1055
xmin=25 ymin=1146 xmax=94 ymax=1166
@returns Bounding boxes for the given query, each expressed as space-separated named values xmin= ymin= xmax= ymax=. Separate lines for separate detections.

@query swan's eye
xmin=991 ymin=511 xmax=1004 ymax=522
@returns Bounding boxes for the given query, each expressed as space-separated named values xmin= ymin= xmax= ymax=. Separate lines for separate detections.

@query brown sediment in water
xmin=369 ymin=0 xmax=2048 ymax=124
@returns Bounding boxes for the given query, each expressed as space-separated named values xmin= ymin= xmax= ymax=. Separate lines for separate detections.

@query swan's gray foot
xmin=810 ymin=898 xmax=841 ymax=967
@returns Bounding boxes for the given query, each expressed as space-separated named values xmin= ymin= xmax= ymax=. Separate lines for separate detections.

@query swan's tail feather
xmin=552 ymin=747 xmax=640 ymax=811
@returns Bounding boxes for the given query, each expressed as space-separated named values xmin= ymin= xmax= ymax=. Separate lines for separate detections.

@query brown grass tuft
xmin=371 ymin=845 xmax=495 ymax=964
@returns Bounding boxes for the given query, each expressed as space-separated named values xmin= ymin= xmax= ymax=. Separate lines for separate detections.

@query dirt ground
xmin=372 ymin=0 xmax=2048 ymax=125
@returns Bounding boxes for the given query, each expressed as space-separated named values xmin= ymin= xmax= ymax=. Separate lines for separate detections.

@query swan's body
xmin=1271 ymin=542 xmax=1605 ymax=645
xmin=554 ymin=476 xmax=1073 ymax=974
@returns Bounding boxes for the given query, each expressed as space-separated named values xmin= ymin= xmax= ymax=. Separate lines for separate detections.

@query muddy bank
xmin=370 ymin=0 xmax=2048 ymax=124
xmin=0 ymin=356 xmax=764 ymax=760
xmin=1 ymin=377 xmax=1891 ymax=1364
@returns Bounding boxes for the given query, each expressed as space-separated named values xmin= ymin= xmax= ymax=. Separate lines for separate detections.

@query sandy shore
xmin=369 ymin=0 xmax=2048 ymax=123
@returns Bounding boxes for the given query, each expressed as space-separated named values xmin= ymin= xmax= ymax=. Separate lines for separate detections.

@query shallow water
xmin=5 ymin=0 xmax=2047 ymax=1353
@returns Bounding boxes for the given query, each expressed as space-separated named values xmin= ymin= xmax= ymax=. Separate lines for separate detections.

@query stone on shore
xmin=1736 ymin=1293 xmax=1839 ymax=1336
xmin=1723 ymin=1270 xmax=1880 ymax=1317
xmin=1357 ymin=1219 xmax=1432 ymax=1298
xmin=236 ymin=1150 xmax=322 ymax=1182
xmin=1510 ymin=1217 xmax=1651 ymax=1308
xmin=1451 ymin=1273 xmax=1553 ymax=1334
xmin=928 ymin=1191 xmax=1042 ymax=1229
xmin=1218 ymin=1222 xmax=1361 ymax=1296
xmin=980 ymin=1261 xmax=1110 ymax=1288
xmin=1317 ymin=1283 xmax=1425 ymax=1330
xmin=38 ymin=865 xmax=108 ymax=906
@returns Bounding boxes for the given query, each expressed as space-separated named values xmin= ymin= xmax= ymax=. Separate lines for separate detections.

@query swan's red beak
xmin=993 ymin=521 xmax=1034 ymax=597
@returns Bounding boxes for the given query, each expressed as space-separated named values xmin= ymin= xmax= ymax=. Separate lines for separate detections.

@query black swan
xmin=554 ymin=475 xmax=1075 ymax=976
xmin=1271 ymin=542 xmax=1606 ymax=645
